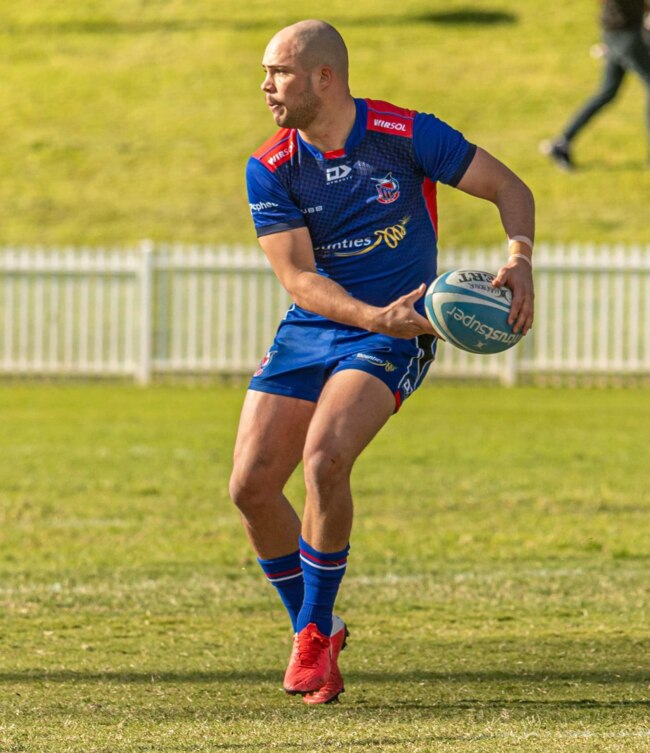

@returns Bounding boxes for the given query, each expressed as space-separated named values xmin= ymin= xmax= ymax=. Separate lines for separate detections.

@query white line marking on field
xmin=0 ymin=567 xmax=644 ymax=598
xmin=348 ymin=568 xmax=590 ymax=585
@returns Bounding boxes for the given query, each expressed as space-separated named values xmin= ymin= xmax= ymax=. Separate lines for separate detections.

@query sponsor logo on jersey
xmin=315 ymin=236 xmax=374 ymax=256
xmin=301 ymin=205 xmax=324 ymax=214
xmin=355 ymin=353 xmax=397 ymax=372
xmin=315 ymin=216 xmax=410 ymax=258
xmin=368 ymin=216 xmax=409 ymax=250
xmin=369 ymin=172 xmax=400 ymax=204
xmin=254 ymin=349 xmax=277 ymax=377
xmin=249 ymin=201 xmax=279 ymax=213
xmin=262 ymin=136 xmax=297 ymax=170
xmin=372 ymin=119 xmax=407 ymax=132
xmin=325 ymin=164 xmax=353 ymax=183
xmin=268 ymin=146 xmax=292 ymax=166
xmin=366 ymin=102 xmax=414 ymax=138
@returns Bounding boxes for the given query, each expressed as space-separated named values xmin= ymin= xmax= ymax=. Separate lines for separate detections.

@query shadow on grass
xmin=404 ymin=9 xmax=517 ymax=25
xmin=1 ymin=668 xmax=648 ymax=689
xmin=572 ymin=160 xmax=649 ymax=173
xmin=3 ymin=9 xmax=518 ymax=36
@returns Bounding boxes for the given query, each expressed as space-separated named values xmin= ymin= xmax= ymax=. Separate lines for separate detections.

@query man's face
xmin=261 ymin=36 xmax=322 ymax=130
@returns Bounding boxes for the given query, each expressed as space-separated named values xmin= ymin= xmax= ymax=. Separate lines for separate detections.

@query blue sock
xmin=257 ymin=550 xmax=304 ymax=632
xmin=297 ymin=536 xmax=350 ymax=637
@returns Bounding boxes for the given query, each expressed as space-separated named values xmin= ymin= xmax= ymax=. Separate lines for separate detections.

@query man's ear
xmin=317 ymin=64 xmax=334 ymax=91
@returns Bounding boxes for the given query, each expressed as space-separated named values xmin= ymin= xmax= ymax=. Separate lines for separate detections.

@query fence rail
xmin=1 ymin=242 xmax=649 ymax=385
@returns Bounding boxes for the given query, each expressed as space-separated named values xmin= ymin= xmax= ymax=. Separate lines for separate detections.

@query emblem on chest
xmin=370 ymin=172 xmax=400 ymax=205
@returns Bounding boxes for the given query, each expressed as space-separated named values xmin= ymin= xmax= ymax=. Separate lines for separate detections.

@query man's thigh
xmin=303 ymin=369 xmax=396 ymax=471
xmin=232 ymin=389 xmax=316 ymax=487
xmin=608 ymin=29 xmax=650 ymax=82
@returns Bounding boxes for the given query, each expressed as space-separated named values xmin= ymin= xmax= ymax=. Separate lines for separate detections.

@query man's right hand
xmin=369 ymin=283 xmax=444 ymax=340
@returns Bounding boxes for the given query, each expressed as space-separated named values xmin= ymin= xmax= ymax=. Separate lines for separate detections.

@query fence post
xmin=137 ymin=240 xmax=154 ymax=385
xmin=501 ymin=344 xmax=518 ymax=387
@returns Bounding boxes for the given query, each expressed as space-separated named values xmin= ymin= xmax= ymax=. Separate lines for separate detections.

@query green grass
xmin=0 ymin=0 xmax=649 ymax=247
xmin=1 ymin=383 xmax=649 ymax=751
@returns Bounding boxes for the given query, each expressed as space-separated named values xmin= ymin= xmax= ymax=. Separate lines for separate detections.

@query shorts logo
xmin=355 ymin=353 xmax=397 ymax=372
xmin=254 ymin=350 xmax=277 ymax=377
xmin=326 ymin=164 xmax=352 ymax=183
xmin=369 ymin=172 xmax=400 ymax=204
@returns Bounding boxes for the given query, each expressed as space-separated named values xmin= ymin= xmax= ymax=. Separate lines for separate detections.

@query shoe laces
xmin=295 ymin=628 xmax=329 ymax=668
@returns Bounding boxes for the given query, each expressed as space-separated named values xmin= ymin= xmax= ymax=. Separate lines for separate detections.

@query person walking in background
xmin=542 ymin=0 xmax=650 ymax=170
xmin=230 ymin=19 xmax=534 ymax=705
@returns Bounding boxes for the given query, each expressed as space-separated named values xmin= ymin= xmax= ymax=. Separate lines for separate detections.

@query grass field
xmin=1 ymin=383 xmax=648 ymax=752
xmin=1 ymin=0 xmax=649 ymax=247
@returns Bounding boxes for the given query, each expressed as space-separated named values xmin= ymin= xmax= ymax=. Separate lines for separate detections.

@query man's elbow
xmin=284 ymin=269 xmax=315 ymax=309
xmin=520 ymin=178 xmax=535 ymax=209
xmin=499 ymin=173 xmax=535 ymax=210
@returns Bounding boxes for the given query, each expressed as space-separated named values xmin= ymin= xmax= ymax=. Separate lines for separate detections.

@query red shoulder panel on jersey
xmin=252 ymin=129 xmax=298 ymax=172
xmin=365 ymin=99 xmax=416 ymax=138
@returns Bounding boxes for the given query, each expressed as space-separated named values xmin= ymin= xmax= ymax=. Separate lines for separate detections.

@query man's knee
xmin=229 ymin=463 xmax=274 ymax=513
xmin=599 ymin=86 xmax=620 ymax=105
xmin=303 ymin=446 xmax=352 ymax=496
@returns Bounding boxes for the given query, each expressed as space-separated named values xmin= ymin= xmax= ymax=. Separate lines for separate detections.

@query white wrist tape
xmin=509 ymin=253 xmax=533 ymax=267
xmin=508 ymin=235 xmax=534 ymax=251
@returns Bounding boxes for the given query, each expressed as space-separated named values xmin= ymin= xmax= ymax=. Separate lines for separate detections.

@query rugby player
xmin=229 ymin=19 xmax=535 ymax=704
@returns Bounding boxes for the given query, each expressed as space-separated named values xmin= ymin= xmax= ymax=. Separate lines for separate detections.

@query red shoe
xmin=283 ymin=623 xmax=331 ymax=695
xmin=303 ymin=616 xmax=349 ymax=705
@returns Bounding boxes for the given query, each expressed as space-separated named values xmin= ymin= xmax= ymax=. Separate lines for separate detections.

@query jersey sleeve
xmin=245 ymin=157 xmax=306 ymax=237
xmin=412 ymin=112 xmax=477 ymax=187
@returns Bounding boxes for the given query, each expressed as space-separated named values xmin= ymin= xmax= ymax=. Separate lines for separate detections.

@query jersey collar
xmin=297 ymin=98 xmax=367 ymax=161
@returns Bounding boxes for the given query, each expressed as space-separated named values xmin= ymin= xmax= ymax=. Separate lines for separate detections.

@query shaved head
xmin=269 ymin=19 xmax=349 ymax=83
xmin=261 ymin=19 xmax=355 ymax=134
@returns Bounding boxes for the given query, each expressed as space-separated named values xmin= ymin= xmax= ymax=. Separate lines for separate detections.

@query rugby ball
xmin=424 ymin=269 xmax=522 ymax=354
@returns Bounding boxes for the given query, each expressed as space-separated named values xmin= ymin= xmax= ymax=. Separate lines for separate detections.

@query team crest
xmin=371 ymin=172 xmax=400 ymax=204
xmin=254 ymin=350 xmax=276 ymax=377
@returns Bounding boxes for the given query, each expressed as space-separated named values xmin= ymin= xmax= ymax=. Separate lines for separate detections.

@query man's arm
xmin=455 ymin=147 xmax=535 ymax=335
xmin=258 ymin=226 xmax=436 ymax=339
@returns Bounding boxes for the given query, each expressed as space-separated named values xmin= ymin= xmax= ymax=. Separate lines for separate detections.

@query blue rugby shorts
xmin=249 ymin=320 xmax=437 ymax=411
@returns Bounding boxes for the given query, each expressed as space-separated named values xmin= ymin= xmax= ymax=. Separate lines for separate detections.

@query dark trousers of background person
xmin=561 ymin=28 xmax=650 ymax=154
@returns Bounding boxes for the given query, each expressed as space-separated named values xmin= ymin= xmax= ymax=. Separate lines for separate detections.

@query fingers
xmin=413 ymin=311 xmax=436 ymax=336
xmin=492 ymin=268 xmax=508 ymax=288
xmin=507 ymin=278 xmax=534 ymax=335
xmin=509 ymin=290 xmax=534 ymax=335
xmin=494 ymin=265 xmax=534 ymax=335
xmin=377 ymin=283 xmax=436 ymax=339
xmin=405 ymin=284 xmax=437 ymax=335
xmin=401 ymin=282 xmax=427 ymax=303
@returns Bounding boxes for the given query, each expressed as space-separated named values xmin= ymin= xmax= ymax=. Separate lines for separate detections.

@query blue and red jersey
xmin=246 ymin=98 xmax=476 ymax=323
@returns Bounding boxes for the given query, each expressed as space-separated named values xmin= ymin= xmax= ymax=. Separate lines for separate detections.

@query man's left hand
xmin=492 ymin=257 xmax=534 ymax=335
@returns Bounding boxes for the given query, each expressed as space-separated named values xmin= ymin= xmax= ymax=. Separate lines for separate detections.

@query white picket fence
xmin=1 ymin=242 xmax=649 ymax=385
